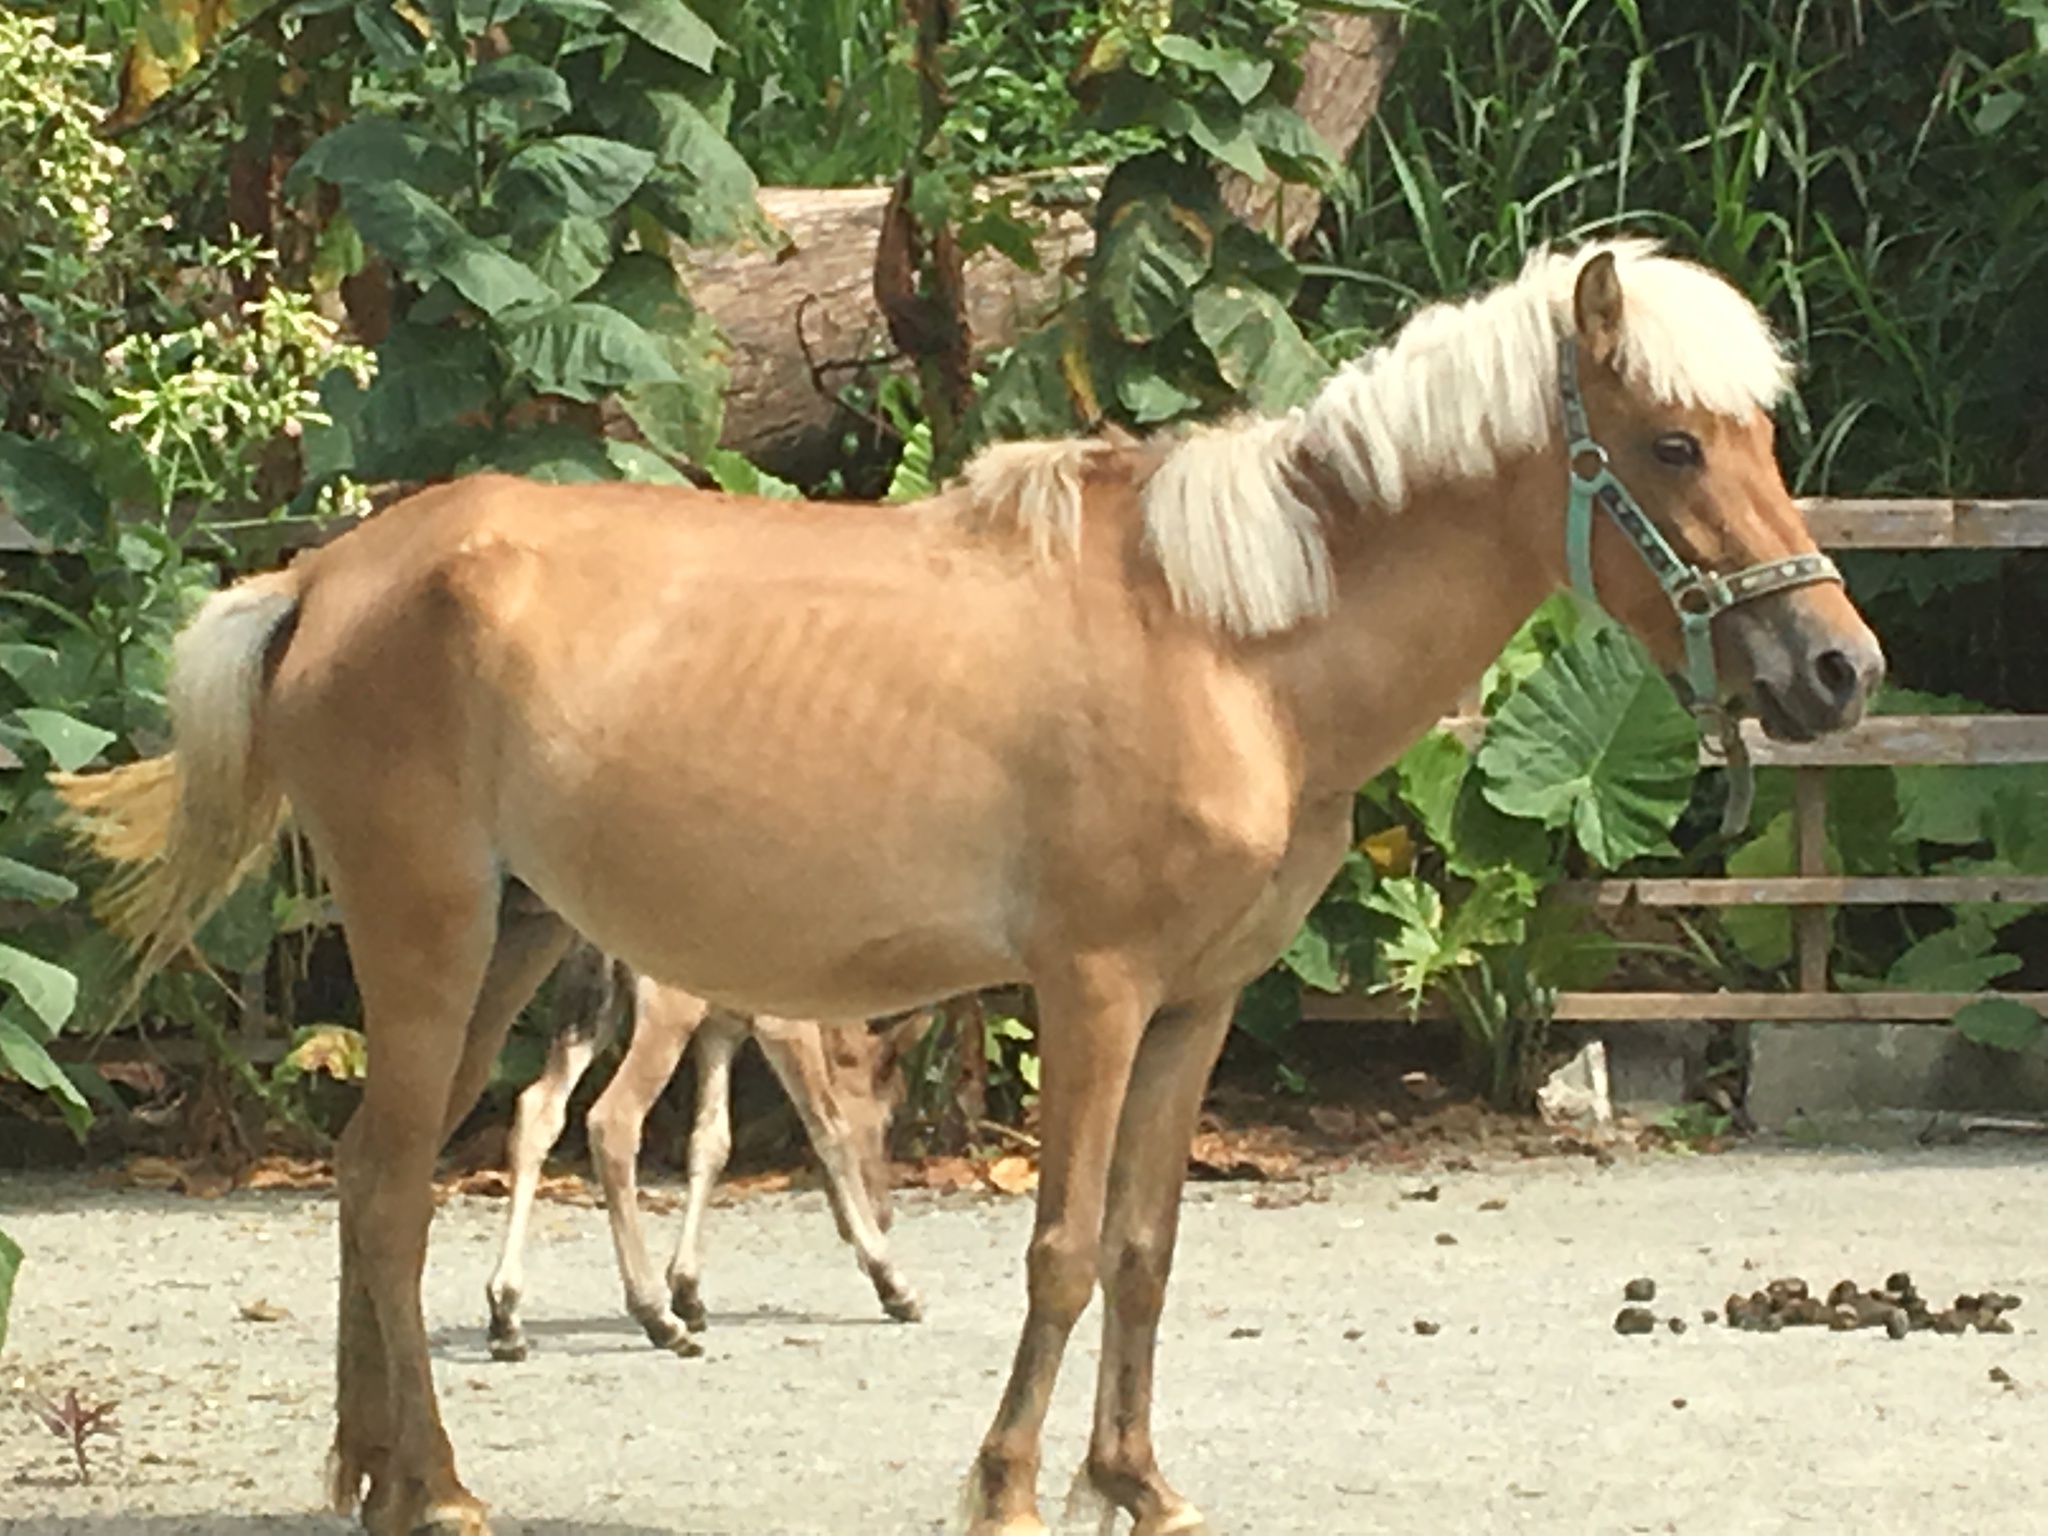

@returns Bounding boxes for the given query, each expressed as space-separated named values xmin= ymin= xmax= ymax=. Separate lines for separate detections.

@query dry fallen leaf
xmin=238 ymin=1298 xmax=290 ymax=1324
xmin=123 ymin=1155 xmax=184 ymax=1190
xmin=985 ymin=1154 xmax=1038 ymax=1194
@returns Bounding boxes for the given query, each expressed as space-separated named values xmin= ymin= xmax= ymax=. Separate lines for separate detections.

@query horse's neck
xmin=1261 ymin=451 xmax=1565 ymax=798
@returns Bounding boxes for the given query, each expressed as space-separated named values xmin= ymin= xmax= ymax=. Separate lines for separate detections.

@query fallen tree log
xmin=687 ymin=8 xmax=1402 ymax=479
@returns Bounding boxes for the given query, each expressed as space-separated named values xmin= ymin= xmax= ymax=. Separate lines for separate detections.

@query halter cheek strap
xmin=1556 ymin=336 xmax=1843 ymax=834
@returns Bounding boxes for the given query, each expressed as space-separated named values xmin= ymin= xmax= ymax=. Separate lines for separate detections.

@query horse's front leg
xmin=964 ymin=962 xmax=1153 ymax=1536
xmin=1072 ymin=991 xmax=1238 ymax=1536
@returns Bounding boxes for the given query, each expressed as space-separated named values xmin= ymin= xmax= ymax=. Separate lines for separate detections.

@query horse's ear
xmin=1573 ymin=250 xmax=1625 ymax=368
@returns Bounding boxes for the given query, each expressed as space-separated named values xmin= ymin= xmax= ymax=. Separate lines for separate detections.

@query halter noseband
xmin=1557 ymin=335 xmax=1842 ymax=833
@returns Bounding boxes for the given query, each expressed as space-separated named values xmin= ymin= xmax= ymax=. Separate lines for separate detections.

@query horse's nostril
xmin=1813 ymin=648 xmax=1859 ymax=705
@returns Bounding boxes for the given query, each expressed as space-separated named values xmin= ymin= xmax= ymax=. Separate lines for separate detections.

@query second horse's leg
xmin=753 ymin=1017 xmax=921 ymax=1323
xmin=484 ymin=939 xmax=612 ymax=1361
xmin=665 ymin=1014 xmax=742 ymax=1331
xmin=588 ymin=979 xmax=708 ymax=1353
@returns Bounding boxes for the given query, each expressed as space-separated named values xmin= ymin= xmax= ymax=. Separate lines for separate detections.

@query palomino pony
xmin=56 ymin=242 xmax=1882 ymax=1536
xmin=483 ymin=939 xmax=928 ymax=1363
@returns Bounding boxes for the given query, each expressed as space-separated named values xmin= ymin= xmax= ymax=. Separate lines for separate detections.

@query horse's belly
xmin=501 ymin=765 xmax=1024 ymax=1019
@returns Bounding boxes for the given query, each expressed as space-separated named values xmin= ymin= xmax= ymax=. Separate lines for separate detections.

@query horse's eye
xmin=1653 ymin=432 xmax=1703 ymax=468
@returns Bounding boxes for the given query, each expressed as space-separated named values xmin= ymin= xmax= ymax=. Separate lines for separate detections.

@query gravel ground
xmin=3 ymin=1146 xmax=2044 ymax=1535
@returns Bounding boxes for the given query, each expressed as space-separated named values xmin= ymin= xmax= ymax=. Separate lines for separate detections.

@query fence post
xmin=1793 ymin=765 xmax=1830 ymax=995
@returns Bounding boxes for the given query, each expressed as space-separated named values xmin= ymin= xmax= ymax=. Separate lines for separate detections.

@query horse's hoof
xmin=671 ymin=1283 xmax=708 ymax=1333
xmin=1133 ymin=1507 xmax=1208 ymax=1536
xmin=644 ymin=1314 xmax=704 ymax=1358
xmin=486 ymin=1332 xmax=527 ymax=1364
xmin=883 ymin=1290 xmax=924 ymax=1324
xmin=965 ymin=1519 xmax=1048 ymax=1536
xmin=412 ymin=1500 xmax=492 ymax=1536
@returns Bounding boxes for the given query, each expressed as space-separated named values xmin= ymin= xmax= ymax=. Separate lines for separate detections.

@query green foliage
xmin=294 ymin=0 xmax=756 ymax=485
xmin=1273 ymin=605 xmax=1684 ymax=1106
xmin=1954 ymin=995 xmax=2046 ymax=1055
xmin=1478 ymin=622 xmax=1700 ymax=866
xmin=1710 ymin=684 xmax=2048 ymax=998
xmin=973 ymin=2 xmax=1336 ymax=441
xmin=707 ymin=1 xmax=1144 ymax=186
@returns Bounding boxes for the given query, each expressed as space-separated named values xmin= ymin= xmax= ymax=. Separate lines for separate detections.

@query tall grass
xmin=1314 ymin=0 xmax=2048 ymax=502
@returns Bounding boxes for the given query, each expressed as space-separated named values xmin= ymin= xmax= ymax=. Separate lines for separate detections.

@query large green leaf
xmin=1115 ymin=365 xmax=1202 ymax=424
xmin=527 ymin=215 xmax=614 ymax=299
xmin=1365 ymin=875 xmax=1449 ymax=1010
xmin=0 ymin=1012 xmax=88 ymax=1135
xmin=1954 ymin=996 xmax=2045 ymax=1054
xmin=13 ymin=708 xmax=115 ymax=772
xmin=1155 ymin=34 xmax=1273 ymax=104
xmin=1721 ymin=809 xmax=1796 ymax=968
xmin=0 ymin=944 xmax=76 ymax=1035
xmin=610 ymin=0 xmax=720 ymax=68
xmin=1447 ymin=773 xmax=1558 ymax=879
xmin=1883 ymin=914 xmax=2022 ymax=992
xmin=1190 ymin=284 xmax=1329 ymax=411
xmin=290 ymin=117 xmax=466 ymax=200
xmin=1091 ymin=192 xmax=1213 ymax=345
xmin=497 ymin=136 xmax=656 ymax=236
xmin=345 ymin=182 xmax=553 ymax=316
xmin=1395 ymin=729 xmax=1469 ymax=850
xmin=1281 ymin=920 xmax=1343 ymax=993
xmin=350 ymin=322 xmax=498 ymax=481
xmin=0 ymin=437 xmax=104 ymax=551
xmin=463 ymin=55 xmax=572 ymax=132
xmin=622 ymin=92 xmax=763 ymax=242
xmin=502 ymin=301 xmax=680 ymax=401
xmin=0 ymin=1225 xmax=19 ymax=1353
xmin=0 ymin=856 xmax=76 ymax=906
xmin=1478 ymin=625 xmax=1699 ymax=866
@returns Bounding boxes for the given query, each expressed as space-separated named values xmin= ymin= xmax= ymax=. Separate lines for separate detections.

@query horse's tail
xmin=52 ymin=570 xmax=304 ymax=1003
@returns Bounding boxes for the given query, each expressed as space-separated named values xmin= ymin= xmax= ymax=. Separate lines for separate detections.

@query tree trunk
xmin=1219 ymin=9 xmax=1405 ymax=248
xmin=677 ymin=181 xmax=1095 ymax=482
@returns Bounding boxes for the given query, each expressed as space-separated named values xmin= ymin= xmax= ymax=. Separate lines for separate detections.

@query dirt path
xmin=4 ymin=1147 xmax=2044 ymax=1534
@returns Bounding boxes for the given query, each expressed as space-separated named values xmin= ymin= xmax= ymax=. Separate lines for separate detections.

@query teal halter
xmin=1557 ymin=335 xmax=1843 ymax=833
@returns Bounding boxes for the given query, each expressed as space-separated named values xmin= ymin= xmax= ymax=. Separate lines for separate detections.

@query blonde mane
xmin=957 ymin=239 xmax=1795 ymax=639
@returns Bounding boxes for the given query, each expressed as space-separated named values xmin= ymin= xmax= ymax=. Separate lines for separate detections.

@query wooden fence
xmin=1304 ymin=496 xmax=2048 ymax=1028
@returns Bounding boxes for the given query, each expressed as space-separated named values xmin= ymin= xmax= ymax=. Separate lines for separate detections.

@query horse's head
xmin=1562 ymin=249 xmax=1883 ymax=742
xmin=822 ymin=1009 xmax=934 ymax=1234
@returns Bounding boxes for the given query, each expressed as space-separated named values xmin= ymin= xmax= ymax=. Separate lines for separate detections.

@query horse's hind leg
xmin=327 ymin=852 xmax=512 ymax=1536
xmin=1072 ymin=992 xmax=1236 ymax=1536
xmin=752 ymin=1018 xmax=922 ymax=1324
xmin=664 ymin=1012 xmax=740 ymax=1332
xmin=486 ymin=940 xmax=614 ymax=1362
xmin=966 ymin=963 xmax=1152 ymax=1536
xmin=586 ymin=980 xmax=708 ymax=1354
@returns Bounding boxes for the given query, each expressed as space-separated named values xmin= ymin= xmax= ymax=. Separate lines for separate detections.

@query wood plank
xmin=1793 ymin=765 xmax=1829 ymax=993
xmin=1707 ymin=713 xmax=2048 ymax=768
xmin=1554 ymin=875 xmax=2048 ymax=907
xmin=1798 ymin=497 xmax=2048 ymax=549
xmin=1444 ymin=713 xmax=2048 ymax=768
xmin=1299 ymin=990 xmax=2048 ymax=1024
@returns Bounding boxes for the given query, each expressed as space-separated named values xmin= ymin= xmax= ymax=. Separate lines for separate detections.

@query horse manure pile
xmin=1610 ymin=1272 xmax=2023 ymax=1339
xmin=1723 ymin=1273 xmax=2020 ymax=1338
